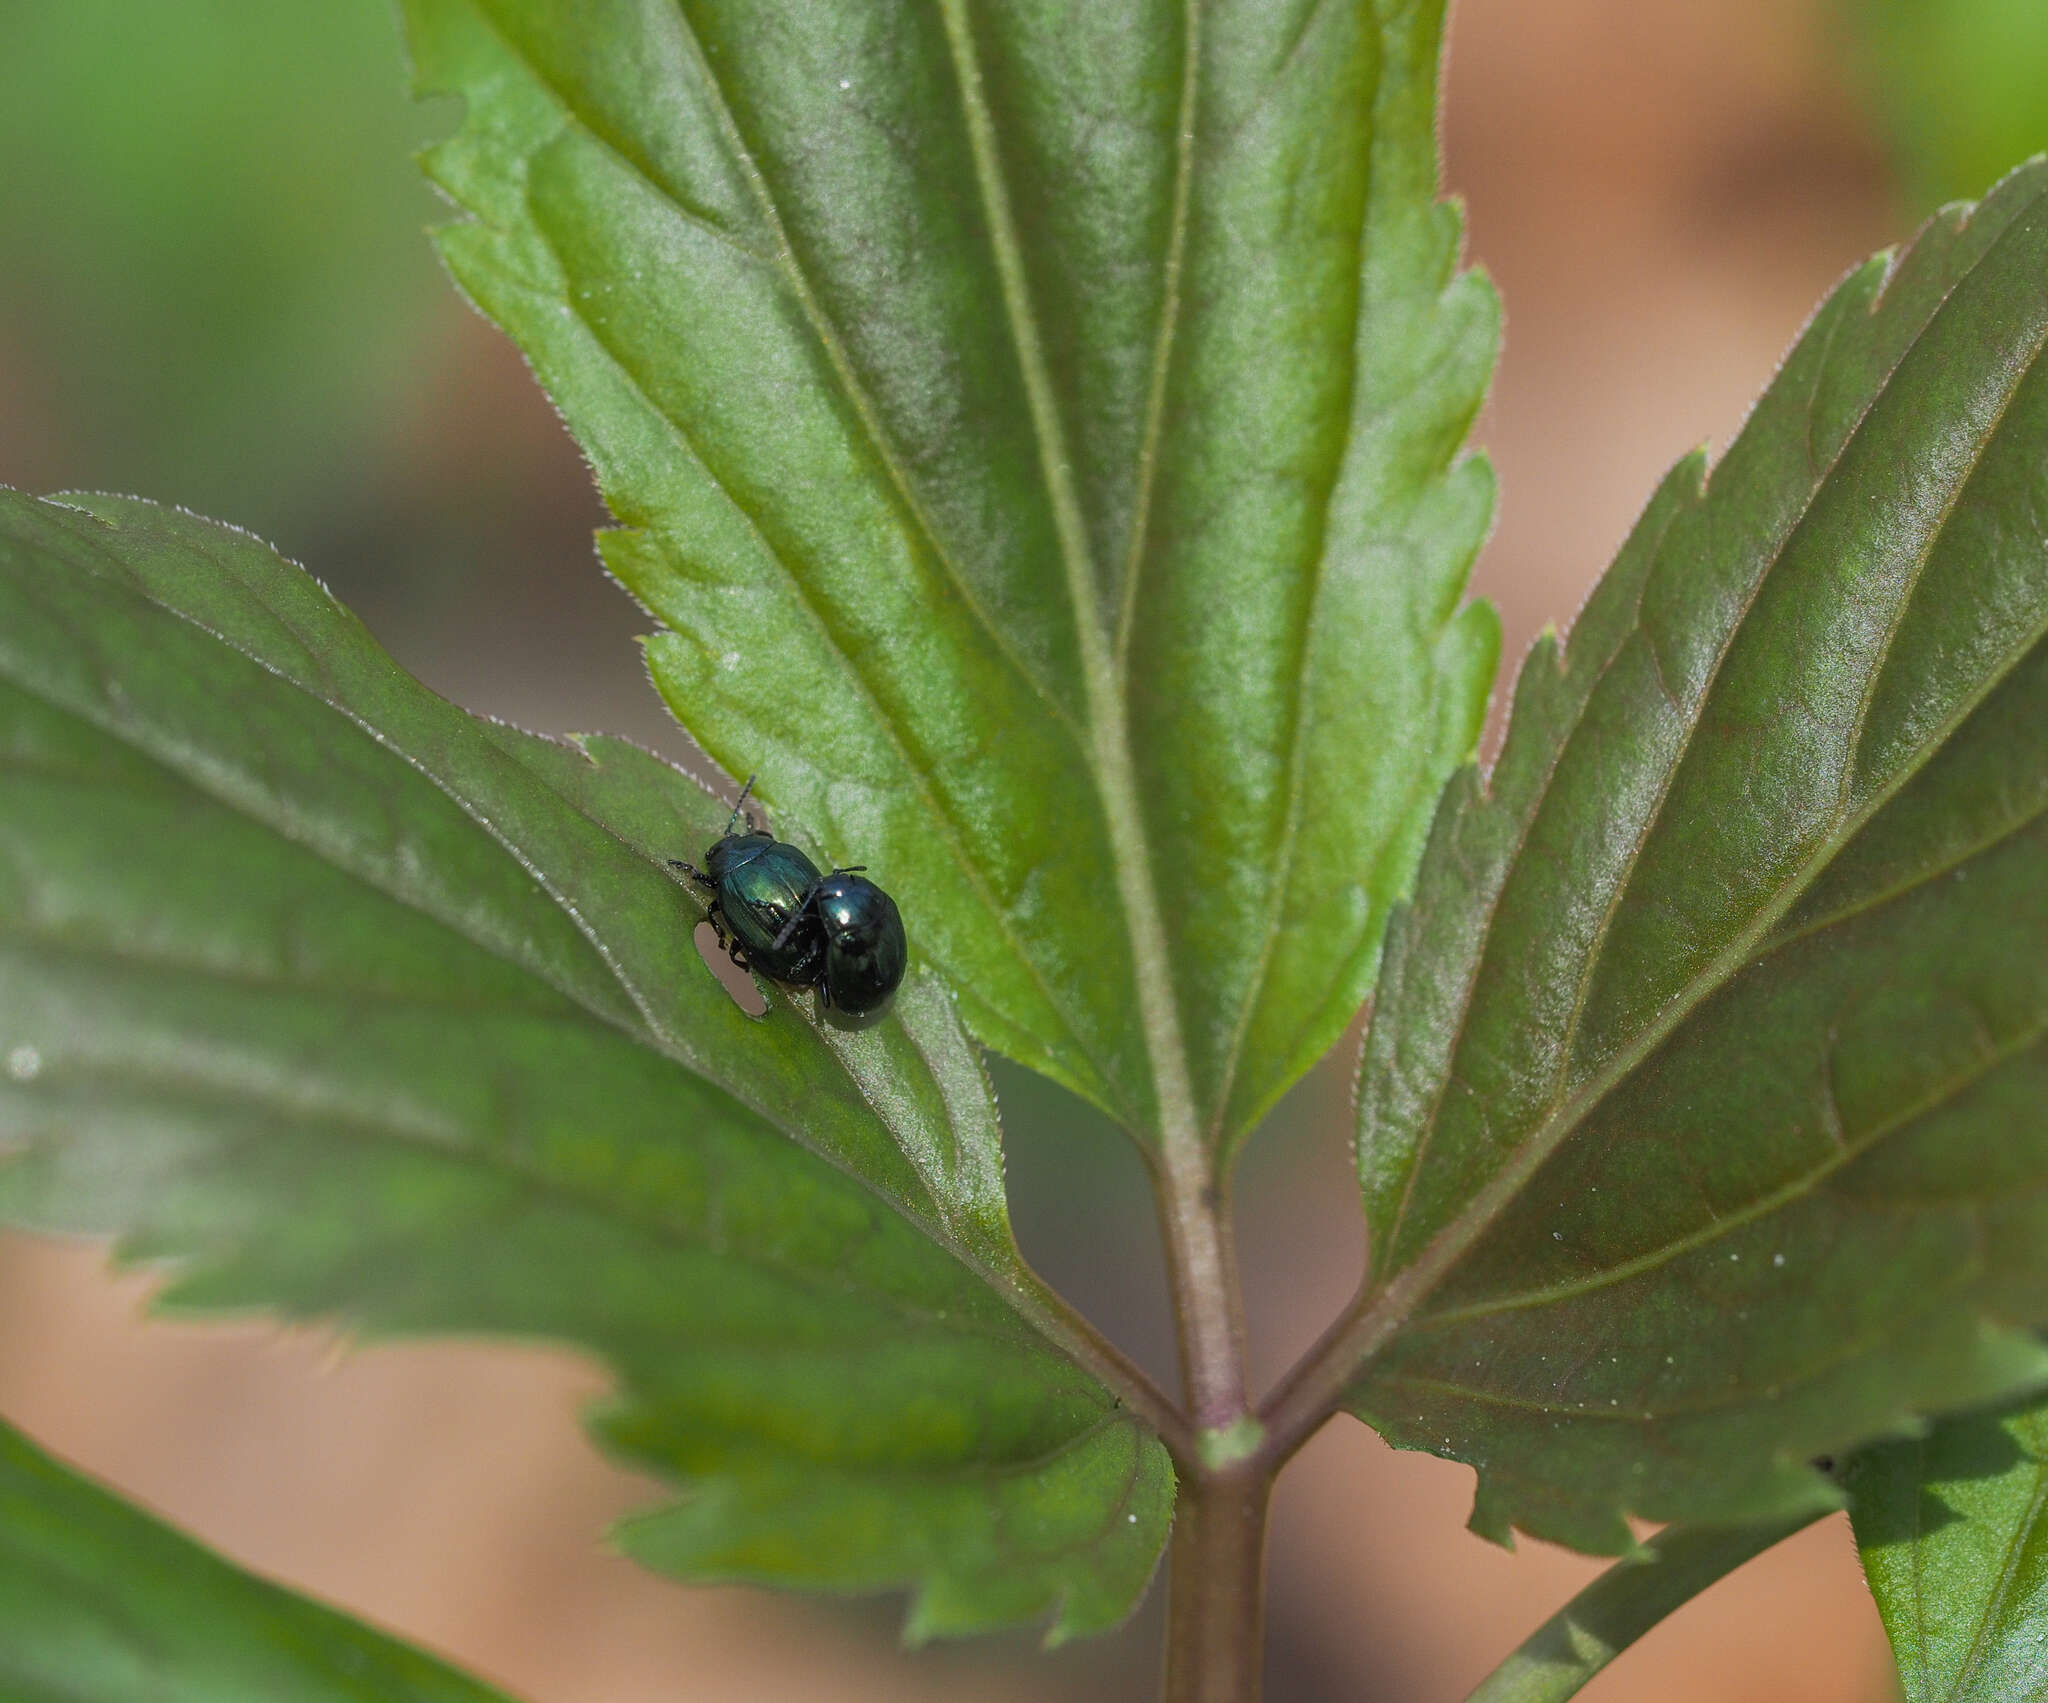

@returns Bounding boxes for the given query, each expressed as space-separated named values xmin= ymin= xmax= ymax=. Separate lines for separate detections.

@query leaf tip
xmin=1465 ymin=1476 xmax=1520 ymax=1551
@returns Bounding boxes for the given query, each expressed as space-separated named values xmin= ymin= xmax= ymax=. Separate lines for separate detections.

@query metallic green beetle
xmin=672 ymin=778 xmax=906 ymax=1016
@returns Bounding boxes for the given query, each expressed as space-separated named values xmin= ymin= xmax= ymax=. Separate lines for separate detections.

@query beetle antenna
xmin=772 ymin=877 xmax=822 ymax=953
xmin=726 ymin=773 xmax=757 ymax=837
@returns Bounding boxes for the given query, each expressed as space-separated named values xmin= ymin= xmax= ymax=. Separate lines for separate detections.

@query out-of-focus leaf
xmin=1847 ymin=1394 xmax=2048 ymax=1702
xmin=0 ymin=491 xmax=1170 ymax=1641
xmin=1335 ymin=161 xmax=2048 ymax=1551
xmin=0 ymin=1416 xmax=515 ymax=1703
xmin=1847 ymin=0 xmax=2048 ymax=215
xmin=397 ymin=0 xmax=1496 ymax=1147
xmin=1461 ymin=1514 xmax=1823 ymax=1703
xmin=0 ymin=1 xmax=447 ymax=530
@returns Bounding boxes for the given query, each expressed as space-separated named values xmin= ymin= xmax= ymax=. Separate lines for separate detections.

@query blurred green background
xmin=8 ymin=0 xmax=2045 ymax=679
xmin=0 ymin=0 xmax=667 ymax=751
xmin=1848 ymin=0 xmax=2048 ymax=206
xmin=7 ymin=0 xmax=2042 ymax=532
xmin=0 ymin=2 xmax=438 ymax=534
xmin=0 ymin=2 xmax=2042 ymax=1701
xmin=4 ymin=0 xmax=2041 ymax=749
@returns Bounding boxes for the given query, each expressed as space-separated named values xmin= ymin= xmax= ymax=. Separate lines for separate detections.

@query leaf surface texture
xmin=1848 ymin=1396 xmax=2048 ymax=1703
xmin=0 ymin=492 xmax=1169 ymax=1640
xmin=399 ymin=0 xmax=1497 ymax=1145
xmin=1348 ymin=163 xmax=2048 ymax=1551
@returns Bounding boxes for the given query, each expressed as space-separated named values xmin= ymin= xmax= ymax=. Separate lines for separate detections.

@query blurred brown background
xmin=1 ymin=0 xmax=2041 ymax=1697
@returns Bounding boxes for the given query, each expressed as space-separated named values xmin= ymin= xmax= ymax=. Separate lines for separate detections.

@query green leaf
xmin=1460 ymin=1514 xmax=1823 ymax=1703
xmin=0 ymin=490 xmax=1171 ymax=1641
xmin=1846 ymin=1393 xmax=2048 ymax=1702
xmin=397 ymin=0 xmax=1496 ymax=1146
xmin=1337 ymin=161 xmax=2048 ymax=1551
xmin=0 ymin=1415 xmax=515 ymax=1702
xmin=1847 ymin=0 xmax=2048 ymax=215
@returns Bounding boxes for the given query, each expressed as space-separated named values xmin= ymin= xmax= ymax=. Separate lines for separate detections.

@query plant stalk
xmin=938 ymin=25 xmax=1270 ymax=1695
xmin=1151 ymin=1149 xmax=1268 ymax=1700
xmin=1161 ymin=1463 xmax=1272 ymax=1703
xmin=1154 ymin=1139 xmax=1252 ymax=1433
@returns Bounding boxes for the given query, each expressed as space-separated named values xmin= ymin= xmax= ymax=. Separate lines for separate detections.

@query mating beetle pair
xmin=672 ymin=778 xmax=907 ymax=1017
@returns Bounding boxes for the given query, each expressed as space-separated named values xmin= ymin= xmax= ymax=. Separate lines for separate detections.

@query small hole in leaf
xmin=694 ymin=920 xmax=767 ymax=1017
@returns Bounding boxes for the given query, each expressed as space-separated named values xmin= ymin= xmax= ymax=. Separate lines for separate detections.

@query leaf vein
xmin=464 ymin=0 xmax=1087 ymax=737
xmin=1416 ymin=1011 xmax=2047 ymax=1326
xmin=1378 ymin=1261 xmax=1984 ymax=1423
xmin=527 ymin=249 xmax=1134 ymax=1123
xmin=1200 ymin=7 xmax=1377 ymax=1143
xmin=1763 ymin=777 xmax=2048 ymax=957
xmin=1113 ymin=0 xmax=1199 ymax=670
xmin=1947 ymin=1445 xmax=2048 ymax=1698
xmin=17 ymin=1046 xmax=1049 ymax=1349
xmin=1377 ymin=172 xmax=2048 ymax=1284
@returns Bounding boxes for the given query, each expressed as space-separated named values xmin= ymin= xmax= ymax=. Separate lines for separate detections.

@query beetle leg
xmin=670 ymin=858 xmax=717 ymax=894
xmin=702 ymin=904 xmax=732 ymax=953
xmin=703 ymin=909 xmax=745 ymax=968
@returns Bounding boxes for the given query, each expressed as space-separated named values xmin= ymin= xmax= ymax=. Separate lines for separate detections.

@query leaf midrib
xmin=935 ymin=0 xmax=1201 ymax=1155
xmin=1201 ymin=0 xmax=1379 ymax=1147
xmin=458 ymin=2 xmax=1139 ymax=1121
xmin=1944 ymin=1443 xmax=2048 ymax=1701
xmin=1343 ymin=595 xmax=2048 ymax=1395
xmin=1338 ymin=218 xmax=2048 ymax=1401
xmin=26 ymin=1043 xmax=1055 ymax=1356
xmin=0 ymin=550 xmax=1064 ymax=1272
xmin=7 ymin=507 xmax=1209 ymax=1438
xmin=1111 ymin=0 xmax=1198 ymax=673
xmin=1413 ymin=1008 xmax=2047 ymax=1328
xmin=468 ymin=0 xmax=1085 ymax=743
xmin=1377 ymin=184 xmax=2048 ymax=1267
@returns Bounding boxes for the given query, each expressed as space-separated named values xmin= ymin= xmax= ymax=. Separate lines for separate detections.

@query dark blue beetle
xmin=672 ymin=778 xmax=907 ymax=1016
xmin=789 ymin=868 xmax=906 ymax=1017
